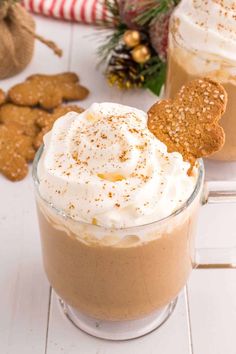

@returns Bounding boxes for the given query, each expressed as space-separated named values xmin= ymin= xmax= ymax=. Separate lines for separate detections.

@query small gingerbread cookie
xmin=0 ymin=89 xmax=5 ymax=105
xmin=34 ymin=105 xmax=84 ymax=149
xmin=0 ymin=125 xmax=35 ymax=181
xmin=0 ymin=104 xmax=49 ymax=138
xmin=148 ymin=78 xmax=227 ymax=165
xmin=8 ymin=72 xmax=89 ymax=109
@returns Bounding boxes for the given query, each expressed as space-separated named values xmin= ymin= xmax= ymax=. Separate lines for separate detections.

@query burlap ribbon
xmin=0 ymin=1 xmax=62 ymax=80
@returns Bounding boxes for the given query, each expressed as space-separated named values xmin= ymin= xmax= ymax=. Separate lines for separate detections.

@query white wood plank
xmin=0 ymin=16 xmax=73 ymax=354
xmin=196 ymin=203 xmax=236 ymax=249
xmin=188 ymin=270 xmax=236 ymax=354
xmin=0 ymin=172 xmax=50 ymax=354
xmin=188 ymin=198 xmax=236 ymax=354
xmin=46 ymin=290 xmax=191 ymax=354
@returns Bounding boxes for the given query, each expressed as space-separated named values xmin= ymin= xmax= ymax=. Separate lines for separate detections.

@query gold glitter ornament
xmin=123 ymin=30 xmax=141 ymax=48
xmin=131 ymin=45 xmax=151 ymax=64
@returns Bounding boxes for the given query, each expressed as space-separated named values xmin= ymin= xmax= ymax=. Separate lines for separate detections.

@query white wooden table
xmin=1 ymin=16 xmax=236 ymax=354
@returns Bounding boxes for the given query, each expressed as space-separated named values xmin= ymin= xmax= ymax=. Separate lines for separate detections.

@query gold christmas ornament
xmin=123 ymin=30 xmax=141 ymax=48
xmin=131 ymin=45 xmax=151 ymax=64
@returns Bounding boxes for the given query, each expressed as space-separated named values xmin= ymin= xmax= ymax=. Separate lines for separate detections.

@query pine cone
xmin=106 ymin=44 xmax=144 ymax=89
xmin=149 ymin=8 xmax=174 ymax=61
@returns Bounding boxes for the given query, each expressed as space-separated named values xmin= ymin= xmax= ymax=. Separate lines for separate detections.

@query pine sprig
xmin=136 ymin=0 xmax=180 ymax=26
xmin=97 ymin=24 xmax=127 ymax=64
xmin=97 ymin=0 xmax=179 ymax=95
xmin=104 ymin=0 xmax=120 ymax=19
xmin=100 ymin=0 xmax=121 ymax=26
xmin=140 ymin=56 xmax=166 ymax=95
xmin=140 ymin=56 xmax=163 ymax=76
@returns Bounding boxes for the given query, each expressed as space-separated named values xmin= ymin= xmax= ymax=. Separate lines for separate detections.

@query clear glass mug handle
xmin=195 ymin=181 xmax=236 ymax=269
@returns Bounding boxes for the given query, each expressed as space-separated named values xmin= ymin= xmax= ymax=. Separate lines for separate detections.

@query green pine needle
xmin=144 ymin=63 xmax=166 ymax=95
xmin=140 ymin=57 xmax=166 ymax=95
xmin=136 ymin=0 xmax=180 ymax=26
xmin=104 ymin=0 xmax=120 ymax=18
xmin=97 ymin=24 xmax=127 ymax=64
xmin=99 ymin=0 xmax=121 ymax=26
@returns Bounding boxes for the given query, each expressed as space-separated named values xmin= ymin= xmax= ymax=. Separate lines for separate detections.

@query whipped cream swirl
xmin=37 ymin=103 xmax=196 ymax=228
xmin=173 ymin=0 xmax=236 ymax=62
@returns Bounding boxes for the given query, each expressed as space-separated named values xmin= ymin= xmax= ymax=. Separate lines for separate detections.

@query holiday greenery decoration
xmin=0 ymin=0 xmax=62 ymax=79
xmin=98 ymin=0 xmax=180 ymax=95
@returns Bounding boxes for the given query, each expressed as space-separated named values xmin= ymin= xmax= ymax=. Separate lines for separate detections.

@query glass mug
xmin=33 ymin=146 xmax=236 ymax=341
xmin=165 ymin=14 xmax=236 ymax=161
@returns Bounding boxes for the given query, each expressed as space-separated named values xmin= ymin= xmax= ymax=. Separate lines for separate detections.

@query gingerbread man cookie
xmin=8 ymin=72 xmax=89 ymax=109
xmin=0 ymin=104 xmax=49 ymax=138
xmin=148 ymin=78 xmax=227 ymax=166
xmin=0 ymin=125 xmax=35 ymax=181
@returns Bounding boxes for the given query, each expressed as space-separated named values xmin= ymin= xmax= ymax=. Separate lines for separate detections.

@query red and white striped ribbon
xmin=22 ymin=0 xmax=110 ymax=24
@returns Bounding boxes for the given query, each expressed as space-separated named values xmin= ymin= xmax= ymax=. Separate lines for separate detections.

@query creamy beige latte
xmin=35 ymin=103 xmax=199 ymax=321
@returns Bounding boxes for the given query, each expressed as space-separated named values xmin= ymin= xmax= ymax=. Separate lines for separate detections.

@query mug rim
xmin=32 ymin=145 xmax=204 ymax=231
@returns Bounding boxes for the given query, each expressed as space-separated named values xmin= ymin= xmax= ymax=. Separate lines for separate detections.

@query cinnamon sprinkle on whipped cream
xmin=37 ymin=103 xmax=197 ymax=228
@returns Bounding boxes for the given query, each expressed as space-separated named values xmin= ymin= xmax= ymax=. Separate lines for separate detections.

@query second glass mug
xmin=33 ymin=146 xmax=236 ymax=341
xmin=165 ymin=19 xmax=236 ymax=161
